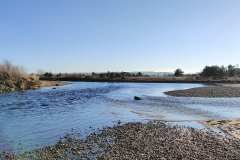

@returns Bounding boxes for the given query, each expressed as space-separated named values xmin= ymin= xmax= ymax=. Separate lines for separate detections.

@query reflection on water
xmin=0 ymin=82 xmax=240 ymax=152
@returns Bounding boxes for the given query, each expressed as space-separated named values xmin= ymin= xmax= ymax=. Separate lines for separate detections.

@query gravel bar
xmin=165 ymin=86 xmax=240 ymax=97
xmin=2 ymin=121 xmax=240 ymax=160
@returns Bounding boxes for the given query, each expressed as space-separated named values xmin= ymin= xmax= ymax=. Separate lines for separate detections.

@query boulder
xmin=134 ymin=96 xmax=142 ymax=100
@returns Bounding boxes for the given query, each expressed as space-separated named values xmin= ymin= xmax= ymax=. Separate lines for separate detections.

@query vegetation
xmin=174 ymin=68 xmax=184 ymax=77
xmin=40 ymin=71 xmax=145 ymax=81
xmin=201 ymin=65 xmax=240 ymax=78
xmin=38 ymin=64 xmax=240 ymax=83
xmin=173 ymin=65 xmax=240 ymax=79
xmin=2 ymin=61 xmax=240 ymax=92
xmin=0 ymin=61 xmax=39 ymax=93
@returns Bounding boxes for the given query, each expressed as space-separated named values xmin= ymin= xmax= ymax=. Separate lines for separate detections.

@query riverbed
xmin=0 ymin=82 xmax=240 ymax=153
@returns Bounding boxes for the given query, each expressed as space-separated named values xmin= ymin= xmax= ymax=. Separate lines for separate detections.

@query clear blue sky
xmin=0 ymin=0 xmax=240 ymax=73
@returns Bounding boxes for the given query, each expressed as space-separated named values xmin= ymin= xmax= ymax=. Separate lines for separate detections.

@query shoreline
xmin=40 ymin=77 xmax=240 ymax=84
xmin=0 ymin=80 xmax=68 ymax=94
xmin=38 ymin=80 xmax=69 ymax=88
xmin=27 ymin=80 xmax=240 ymax=98
xmin=3 ymin=121 xmax=240 ymax=160
xmin=205 ymin=119 xmax=240 ymax=139
xmin=165 ymin=84 xmax=240 ymax=98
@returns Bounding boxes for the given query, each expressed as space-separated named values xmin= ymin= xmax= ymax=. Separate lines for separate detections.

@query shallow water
xmin=0 ymin=82 xmax=240 ymax=152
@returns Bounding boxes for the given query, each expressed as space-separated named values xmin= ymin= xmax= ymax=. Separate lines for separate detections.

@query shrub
xmin=0 ymin=61 xmax=34 ymax=92
xmin=227 ymin=65 xmax=236 ymax=77
xmin=43 ymin=72 xmax=53 ymax=78
xmin=0 ymin=60 xmax=26 ymax=80
xmin=201 ymin=65 xmax=227 ymax=78
xmin=174 ymin=69 xmax=184 ymax=77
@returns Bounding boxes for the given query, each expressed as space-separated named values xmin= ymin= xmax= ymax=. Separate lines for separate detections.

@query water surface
xmin=0 ymin=82 xmax=240 ymax=152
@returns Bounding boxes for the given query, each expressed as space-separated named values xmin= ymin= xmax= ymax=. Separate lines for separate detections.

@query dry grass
xmin=0 ymin=61 xmax=40 ymax=92
xmin=0 ymin=60 xmax=26 ymax=79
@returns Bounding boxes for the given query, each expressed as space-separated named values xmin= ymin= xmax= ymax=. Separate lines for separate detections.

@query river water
xmin=0 ymin=82 xmax=240 ymax=153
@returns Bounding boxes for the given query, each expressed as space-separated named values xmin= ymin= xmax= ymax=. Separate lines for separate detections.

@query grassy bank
xmin=0 ymin=62 xmax=64 ymax=93
xmin=0 ymin=61 xmax=40 ymax=93
xmin=2 ymin=121 xmax=240 ymax=160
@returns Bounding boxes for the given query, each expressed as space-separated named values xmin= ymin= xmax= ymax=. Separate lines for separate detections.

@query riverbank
xmin=165 ymin=84 xmax=240 ymax=97
xmin=40 ymin=76 xmax=240 ymax=84
xmin=38 ymin=80 xmax=68 ymax=88
xmin=0 ymin=77 xmax=38 ymax=93
xmin=2 ymin=121 xmax=240 ymax=160
xmin=0 ymin=80 xmax=67 ymax=94
xmin=206 ymin=119 xmax=240 ymax=139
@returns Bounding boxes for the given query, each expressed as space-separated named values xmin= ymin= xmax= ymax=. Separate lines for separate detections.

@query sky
xmin=0 ymin=0 xmax=240 ymax=73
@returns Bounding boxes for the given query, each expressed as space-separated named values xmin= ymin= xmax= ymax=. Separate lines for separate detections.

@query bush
xmin=201 ymin=65 xmax=229 ymax=78
xmin=0 ymin=61 xmax=36 ymax=92
xmin=43 ymin=72 xmax=53 ymax=78
xmin=227 ymin=65 xmax=235 ymax=77
xmin=0 ymin=60 xmax=26 ymax=79
xmin=174 ymin=69 xmax=184 ymax=77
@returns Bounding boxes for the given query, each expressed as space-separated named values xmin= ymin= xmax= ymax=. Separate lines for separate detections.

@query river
xmin=0 ymin=82 xmax=240 ymax=153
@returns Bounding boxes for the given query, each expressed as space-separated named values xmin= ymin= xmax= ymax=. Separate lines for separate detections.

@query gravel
xmin=2 ymin=121 xmax=240 ymax=160
xmin=165 ymin=86 xmax=240 ymax=97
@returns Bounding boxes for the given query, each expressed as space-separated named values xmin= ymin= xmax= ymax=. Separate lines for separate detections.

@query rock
xmin=117 ymin=120 xmax=121 ymax=125
xmin=134 ymin=96 xmax=142 ymax=100
xmin=52 ymin=87 xmax=57 ymax=89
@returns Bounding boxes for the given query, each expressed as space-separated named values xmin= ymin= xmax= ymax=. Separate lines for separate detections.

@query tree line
xmin=174 ymin=65 xmax=240 ymax=78
xmin=40 ymin=64 xmax=240 ymax=80
xmin=40 ymin=71 xmax=144 ymax=80
xmin=200 ymin=65 xmax=240 ymax=78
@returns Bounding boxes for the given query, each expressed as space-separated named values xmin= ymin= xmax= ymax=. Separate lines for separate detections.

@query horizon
xmin=1 ymin=0 xmax=240 ymax=73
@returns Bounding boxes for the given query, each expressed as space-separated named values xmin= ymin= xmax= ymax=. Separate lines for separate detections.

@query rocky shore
xmin=165 ymin=85 xmax=240 ymax=97
xmin=206 ymin=119 xmax=240 ymax=139
xmin=2 ymin=121 xmax=240 ymax=160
